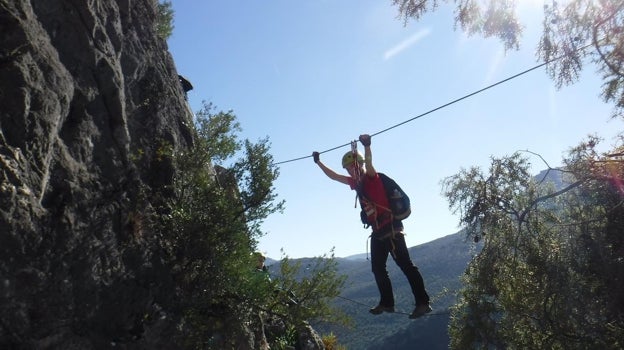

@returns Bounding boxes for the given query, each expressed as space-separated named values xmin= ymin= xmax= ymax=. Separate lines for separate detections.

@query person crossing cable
xmin=312 ymin=134 xmax=432 ymax=318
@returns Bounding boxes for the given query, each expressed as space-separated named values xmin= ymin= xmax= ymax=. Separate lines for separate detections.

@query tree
xmin=441 ymin=141 xmax=624 ymax=348
xmin=270 ymin=252 xmax=348 ymax=326
xmin=392 ymin=0 xmax=624 ymax=117
xmin=160 ymin=101 xmax=277 ymax=344
xmin=392 ymin=1 xmax=624 ymax=347
xmin=159 ymin=101 xmax=345 ymax=348
xmin=156 ymin=0 xmax=174 ymax=40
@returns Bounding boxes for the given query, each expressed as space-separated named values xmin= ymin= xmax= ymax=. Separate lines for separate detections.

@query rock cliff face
xmin=1 ymin=1 xmax=326 ymax=349
xmin=1 ymin=0 xmax=193 ymax=347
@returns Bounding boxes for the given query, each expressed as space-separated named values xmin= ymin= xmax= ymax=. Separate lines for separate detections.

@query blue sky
xmin=167 ymin=1 xmax=623 ymax=259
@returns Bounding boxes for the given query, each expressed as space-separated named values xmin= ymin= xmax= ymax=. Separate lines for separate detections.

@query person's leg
xmin=370 ymin=236 xmax=394 ymax=313
xmin=390 ymin=233 xmax=430 ymax=307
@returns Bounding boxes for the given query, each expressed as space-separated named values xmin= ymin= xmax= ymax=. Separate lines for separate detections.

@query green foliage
xmin=392 ymin=0 xmax=624 ymax=117
xmin=442 ymin=139 xmax=624 ymax=349
xmin=157 ymin=101 xmax=345 ymax=348
xmin=271 ymin=251 xmax=348 ymax=326
xmin=393 ymin=0 xmax=523 ymax=50
xmin=390 ymin=1 xmax=624 ymax=344
xmin=244 ymin=253 xmax=348 ymax=350
xmin=271 ymin=325 xmax=297 ymax=350
xmin=194 ymin=102 xmax=241 ymax=163
xmin=322 ymin=332 xmax=347 ymax=350
xmin=234 ymin=138 xmax=285 ymax=236
xmin=156 ymin=0 xmax=174 ymax=40
xmin=160 ymin=101 xmax=282 ymax=346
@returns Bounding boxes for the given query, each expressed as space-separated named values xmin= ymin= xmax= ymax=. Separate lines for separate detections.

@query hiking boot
xmin=409 ymin=304 xmax=432 ymax=319
xmin=369 ymin=304 xmax=395 ymax=315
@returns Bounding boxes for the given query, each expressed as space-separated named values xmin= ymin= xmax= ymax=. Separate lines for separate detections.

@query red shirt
xmin=349 ymin=174 xmax=392 ymax=231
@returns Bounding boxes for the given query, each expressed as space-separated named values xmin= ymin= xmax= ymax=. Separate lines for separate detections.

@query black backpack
xmin=358 ymin=172 xmax=411 ymax=227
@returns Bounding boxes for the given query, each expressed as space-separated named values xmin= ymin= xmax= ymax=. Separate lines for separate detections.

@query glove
xmin=312 ymin=151 xmax=320 ymax=163
xmin=359 ymin=134 xmax=371 ymax=147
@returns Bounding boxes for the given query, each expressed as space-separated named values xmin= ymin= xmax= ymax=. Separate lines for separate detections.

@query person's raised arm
xmin=359 ymin=134 xmax=377 ymax=177
xmin=312 ymin=151 xmax=351 ymax=185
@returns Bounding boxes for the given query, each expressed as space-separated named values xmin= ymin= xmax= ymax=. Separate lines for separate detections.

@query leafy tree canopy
xmin=159 ymin=101 xmax=344 ymax=348
xmin=441 ymin=140 xmax=624 ymax=348
xmin=392 ymin=0 xmax=624 ymax=117
xmin=156 ymin=0 xmax=174 ymax=40
xmin=391 ymin=1 xmax=624 ymax=348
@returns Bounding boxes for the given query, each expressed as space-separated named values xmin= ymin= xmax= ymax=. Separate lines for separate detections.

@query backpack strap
xmin=356 ymin=182 xmax=373 ymax=228
xmin=357 ymin=176 xmax=397 ymax=231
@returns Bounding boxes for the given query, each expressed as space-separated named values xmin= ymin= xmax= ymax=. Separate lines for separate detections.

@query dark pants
xmin=370 ymin=229 xmax=429 ymax=307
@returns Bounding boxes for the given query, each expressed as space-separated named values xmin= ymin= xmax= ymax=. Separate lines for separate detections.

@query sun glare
xmin=517 ymin=0 xmax=546 ymax=13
